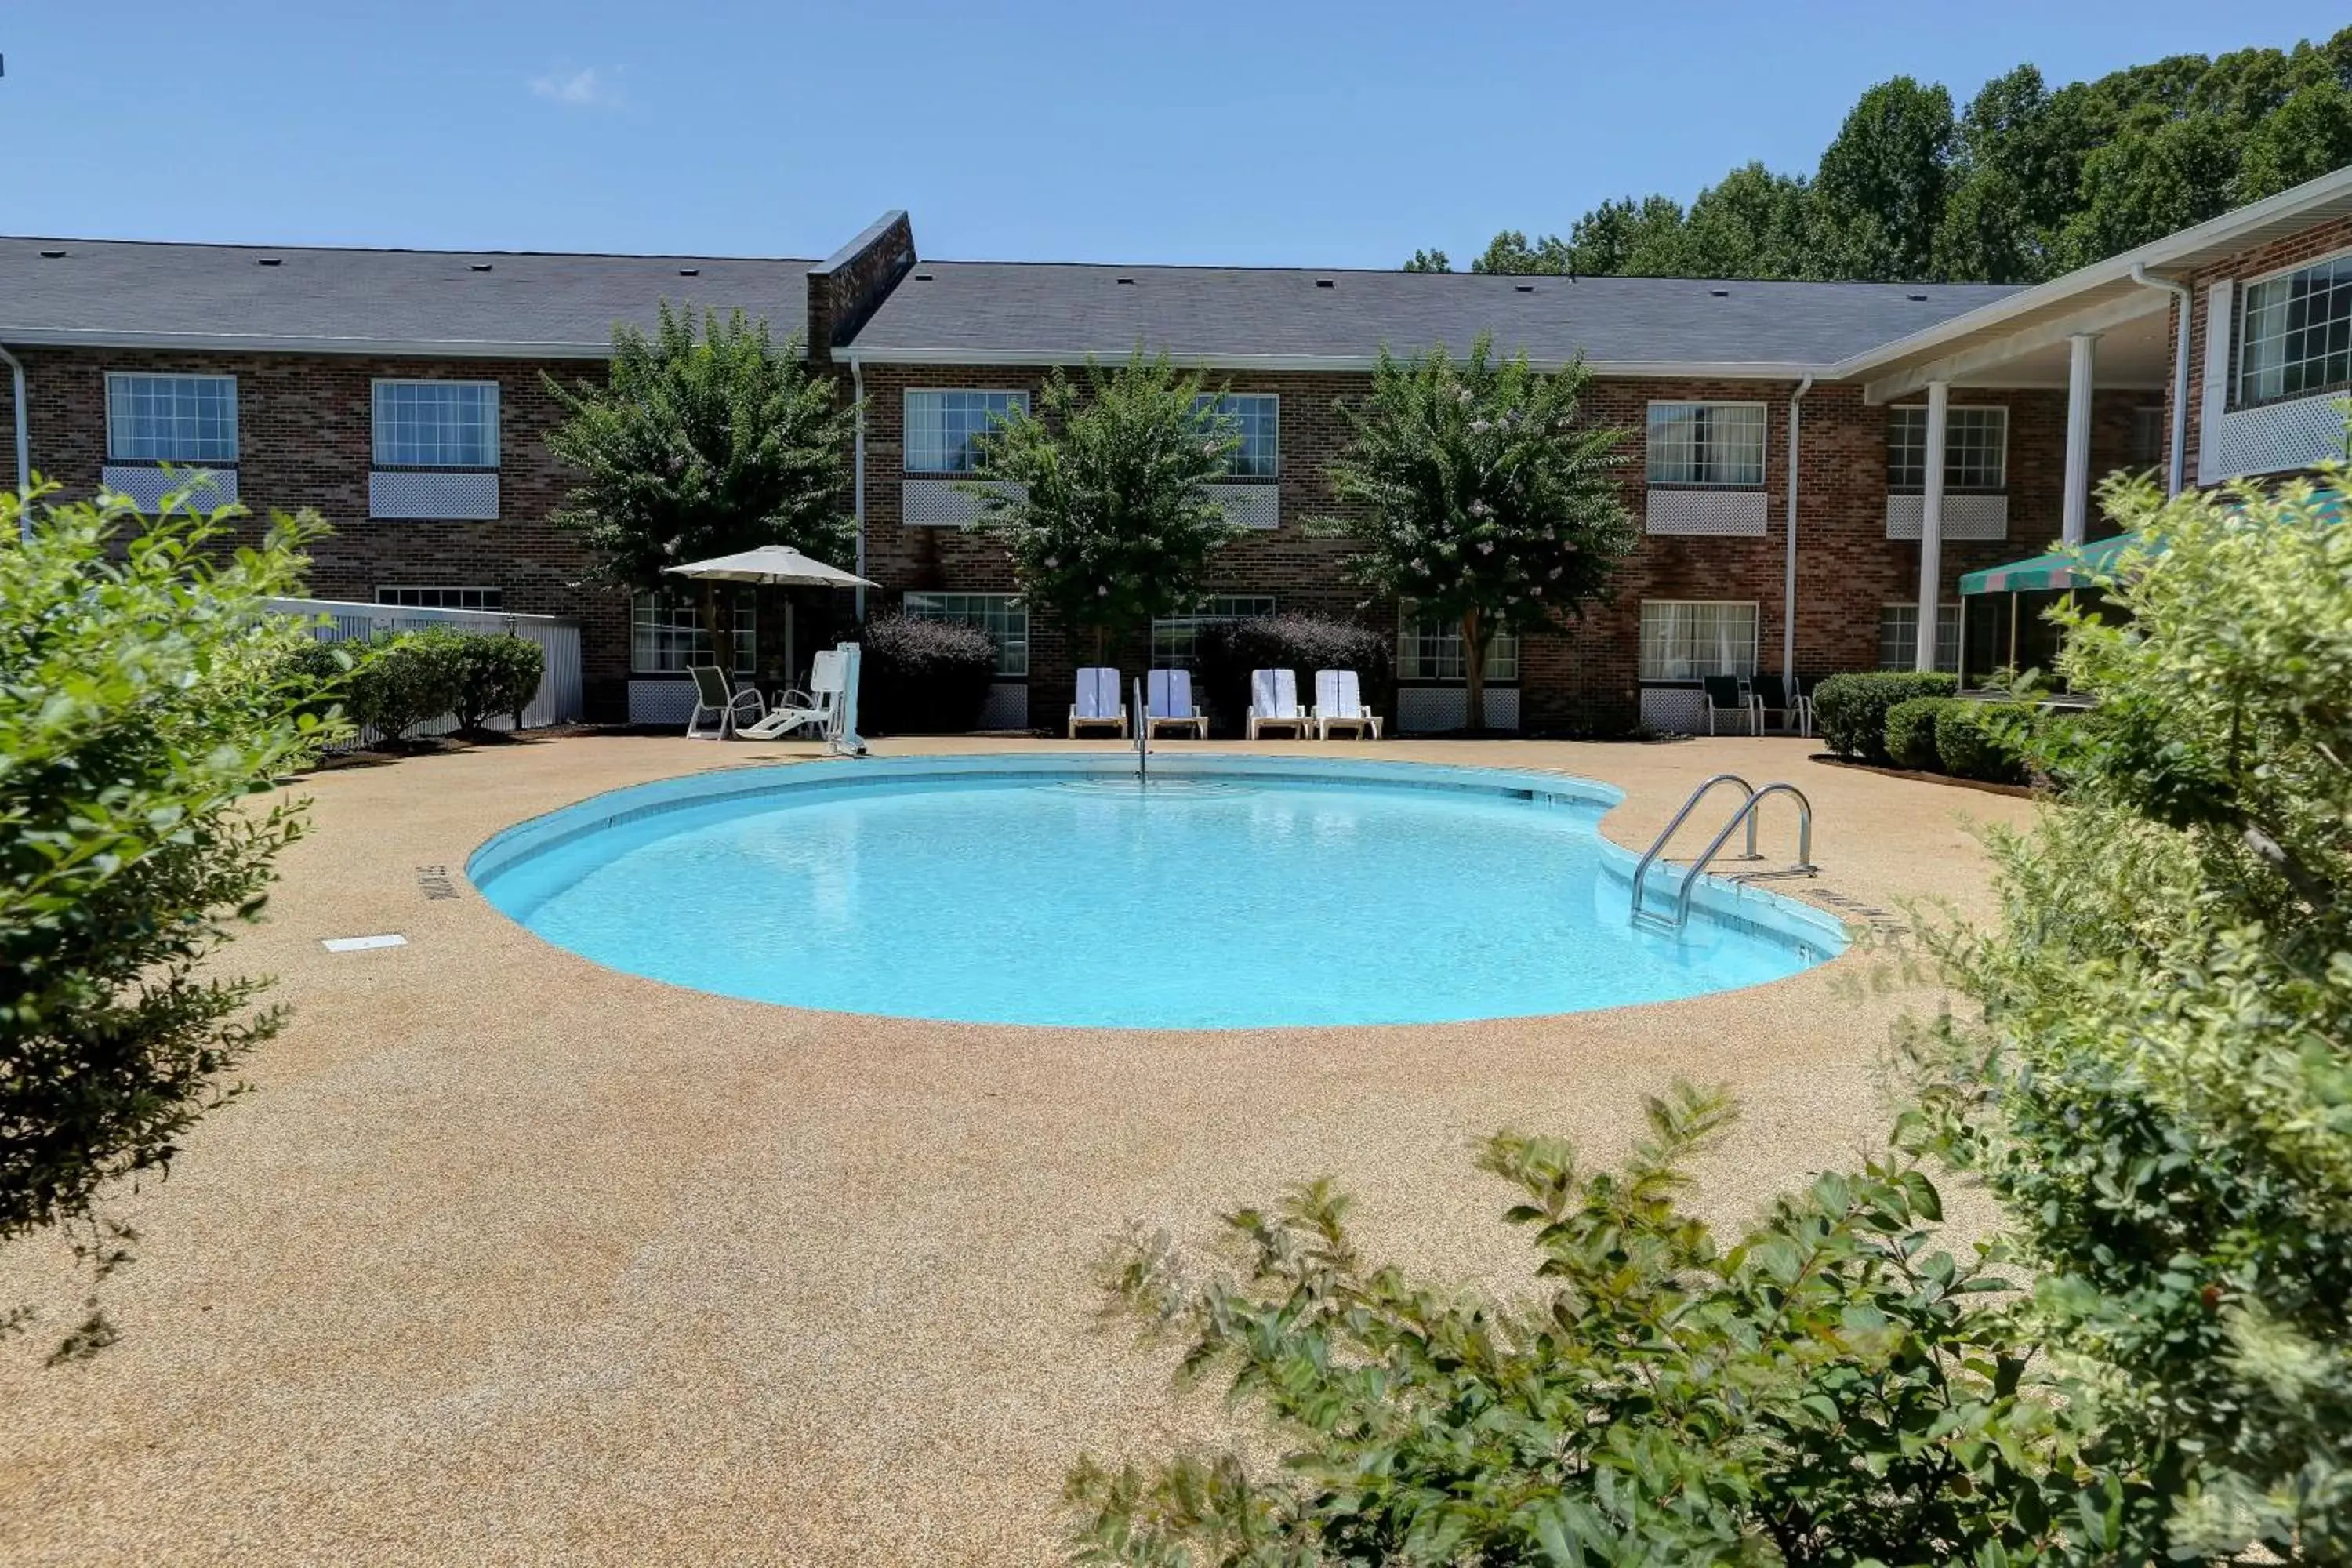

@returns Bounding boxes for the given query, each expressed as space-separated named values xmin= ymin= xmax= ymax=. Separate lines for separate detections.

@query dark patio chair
xmin=1700 ymin=674 xmax=1760 ymax=735
xmin=1750 ymin=673 xmax=1810 ymax=736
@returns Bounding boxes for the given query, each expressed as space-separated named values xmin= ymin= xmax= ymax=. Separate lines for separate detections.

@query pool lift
xmin=1628 ymin=774 xmax=1816 ymax=934
xmin=829 ymin=641 xmax=868 ymax=757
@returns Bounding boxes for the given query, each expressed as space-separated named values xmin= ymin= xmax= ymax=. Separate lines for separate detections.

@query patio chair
xmin=1700 ymin=673 xmax=1760 ymax=736
xmin=1145 ymin=668 xmax=1209 ymax=739
xmin=685 ymin=664 xmax=764 ymax=741
xmin=1749 ymin=673 xmax=1809 ymax=737
xmin=739 ymin=648 xmax=844 ymax=740
xmin=1245 ymin=668 xmax=1312 ymax=739
xmin=1311 ymin=669 xmax=1382 ymax=740
xmin=1068 ymin=666 xmax=1129 ymax=738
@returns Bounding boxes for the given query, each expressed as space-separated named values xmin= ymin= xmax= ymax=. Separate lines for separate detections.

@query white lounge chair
xmin=1312 ymin=669 xmax=1382 ymax=740
xmin=1145 ymin=669 xmax=1209 ymax=739
xmin=1069 ymin=666 xmax=1129 ymax=738
xmin=739 ymin=648 xmax=844 ymax=740
xmin=1246 ymin=668 xmax=1311 ymax=739
xmin=685 ymin=665 xmax=763 ymax=741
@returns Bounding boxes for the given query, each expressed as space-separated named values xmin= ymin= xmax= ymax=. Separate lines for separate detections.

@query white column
xmin=1915 ymin=379 xmax=1949 ymax=673
xmin=2062 ymin=332 xmax=2097 ymax=546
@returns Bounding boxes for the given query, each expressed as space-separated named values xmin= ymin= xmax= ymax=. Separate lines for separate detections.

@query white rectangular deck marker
xmin=321 ymin=934 xmax=407 ymax=953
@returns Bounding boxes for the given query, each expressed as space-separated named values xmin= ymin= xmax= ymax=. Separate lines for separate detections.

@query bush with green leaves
xmin=1073 ymin=1084 xmax=2085 ymax=1565
xmin=1812 ymin=670 xmax=1957 ymax=761
xmin=1906 ymin=464 xmax=2352 ymax=1561
xmin=857 ymin=614 xmax=997 ymax=734
xmin=1882 ymin=694 xmax=1954 ymax=771
xmin=1933 ymin=699 xmax=2029 ymax=783
xmin=1195 ymin=613 xmax=1389 ymax=735
xmin=443 ymin=631 xmax=544 ymax=732
xmin=343 ymin=630 xmax=464 ymax=743
xmin=2 ymin=482 xmax=336 ymax=1357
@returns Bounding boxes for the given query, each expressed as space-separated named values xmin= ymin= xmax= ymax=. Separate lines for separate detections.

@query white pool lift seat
xmin=739 ymin=648 xmax=847 ymax=741
xmin=1069 ymin=666 xmax=1130 ymax=738
xmin=1246 ymin=668 xmax=1311 ymax=739
xmin=1145 ymin=668 xmax=1210 ymax=739
xmin=1312 ymin=669 xmax=1382 ymax=741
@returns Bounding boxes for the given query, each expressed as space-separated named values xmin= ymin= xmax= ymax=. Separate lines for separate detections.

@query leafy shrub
xmin=2 ymin=483 xmax=333 ymax=1357
xmin=278 ymin=638 xmax=357 ymax=729
xmin=1813 ymin=670 xmax=1956 ymax=761
xmin=1882 ymin=695 xmax=1954 ymax=771
xmin=1933 ymin=699 xmax=2030 ymax=783
xmin=446 ymin=633 xmax=544 ymax=732
xmin=857 ymin=614 xmax=996 ymax=734
xmin=345 ymin=630 xmax=464 ymax=744
xmin=1196 ymin=614 xmax=1389 ymax=734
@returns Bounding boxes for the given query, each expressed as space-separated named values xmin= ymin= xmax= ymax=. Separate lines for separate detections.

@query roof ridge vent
xmin=256 ymin=256 xmax=282 ymax=267
xmin=1906 ymin=291 xmax=1929 ymax=301
xmin=1115 ymin=276 xmax=1136 ymax=285
xmin=677 ymin=266 xmax=700 ymax=277
xmin=38 ymin=249 xmax=66 ymax=260
xmin=1313 ymin=278 xmax=1335 ymax=289
xmin=1709 ymin=287 xmax=1730 ymax=297
xmin=1513 ymin=283 xmax=1534 ymax=292
xmin=469 ymin=262 xmax=494 ymax=272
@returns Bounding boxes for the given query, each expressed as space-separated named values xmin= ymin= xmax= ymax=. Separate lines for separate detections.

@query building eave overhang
xmin=0 ymin=328 xmax=808 ymax=360
xmin=837 ymin=343 xmax=1828 ymax=379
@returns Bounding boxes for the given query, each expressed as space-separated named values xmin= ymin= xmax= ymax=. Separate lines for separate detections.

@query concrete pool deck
xmin=0 ymin=734 xmax=2036 ymax=1566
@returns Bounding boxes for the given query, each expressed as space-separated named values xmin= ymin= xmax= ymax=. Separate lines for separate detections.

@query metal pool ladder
xmin=1629 ymin=774 xmax=1817 ymax=934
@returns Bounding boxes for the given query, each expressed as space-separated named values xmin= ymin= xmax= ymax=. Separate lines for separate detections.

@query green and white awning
xmin=1959 ymin=532 xmax=2151 ymax=595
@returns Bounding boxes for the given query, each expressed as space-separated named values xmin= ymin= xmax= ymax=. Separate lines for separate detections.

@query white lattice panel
xmin=101 ymin=465 xmax=238 ymax=512
xmin=1640 ymin=687 xmax=1708 ymax=733
xmin=979 ymin=681 xmax=1030 ymax=730
xmin=1396 ymin=686 xmax=1519 ymax=733
xmin=628 ymin=679 xmax=700 ymax=726
xmin=1645 ymin=488 xmax=1768 ymax=536
xmin=2212 ymin=395 xmax=2349 ymax=480
xmin=1884 ymin=492 xmax=2008 ymax=541
xmin=902 ymin=478 xmax=1024 ymax=527
xmin=370 ymin=470 xmax=499 ymax=520
xmin=1208 ymin=482 xmax=1280 ymax=530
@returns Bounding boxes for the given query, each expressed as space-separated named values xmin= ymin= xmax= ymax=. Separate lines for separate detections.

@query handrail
xmin=1134 ymin=676 xmax=1149 ymax=782
xmin=1628 ymin=774 xmax=1756 ymax=921
xmin=1666 ymin=782 xmax=1815 ymax=930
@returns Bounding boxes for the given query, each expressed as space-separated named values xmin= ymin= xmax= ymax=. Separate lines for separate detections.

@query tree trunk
xmin=699 ymin=581 xmax=732 ymax=679
xmin=1091 ymin=622 xmax=1106 ymax=666
xmin=1462 ymin=607 xmax=1487 ymax=733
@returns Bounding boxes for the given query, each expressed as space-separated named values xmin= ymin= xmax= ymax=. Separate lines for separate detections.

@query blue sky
xmin=3 ymin=2 xmax=2343 ymax=268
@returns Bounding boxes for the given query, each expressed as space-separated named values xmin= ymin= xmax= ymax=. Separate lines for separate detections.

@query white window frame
xmin=902 ymin=591 xmax=1029 ymax=677
xmin=1638 ymin=601 xmax=1759 ymax=684
xmin=2234 ymin=244 xmax=2352 ymax=408
xmin=903 ymin=390 xmax=1029 ymax=475
xmin=1646 ymin=400 xmax=1766 ymax=488
xmin=104 ymin=372 xmax=238 ymax=463
xmin=1150 ymin=594 xmax=1277 ymax=670
xmin=630 ymin=589 xmax=754 ymax=677
xmin=376 ymin=586 xmax=504 ymax=610
xmin=372 ymin=379 xmax=500 ymax=469
xmin=1192 ymin=393 xmax=1279 ymax=479
xmin=1877 ymin=603 xmax=1962 ymax=674
xmin=1396 ymin=608 xmax=1519 ymax=683
xmin=1887 ymin=405 xmax=2007 ymax=492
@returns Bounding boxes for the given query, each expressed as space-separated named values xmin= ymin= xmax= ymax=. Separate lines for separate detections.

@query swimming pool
xmin=468 ymin=755 xmax=1845 ymax=1029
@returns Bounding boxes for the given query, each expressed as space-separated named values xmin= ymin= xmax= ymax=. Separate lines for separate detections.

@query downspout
xmin=2130 ymin=262 xmax=2193 ymax=496
xmin=849 ymin=352 xmax=867 ymax=622
xmin=0 ymin=340 xmax=29 ymax=533
xmin=1781 ymin=376 xmax=1813 ymax=686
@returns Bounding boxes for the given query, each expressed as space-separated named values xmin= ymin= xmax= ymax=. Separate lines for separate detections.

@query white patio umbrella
xmin=662 ymin=546 xmax=878 ymax=690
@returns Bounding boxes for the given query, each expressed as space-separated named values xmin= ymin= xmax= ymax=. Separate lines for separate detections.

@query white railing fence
xmin=267 ymin=597 xmax=584 ymax=742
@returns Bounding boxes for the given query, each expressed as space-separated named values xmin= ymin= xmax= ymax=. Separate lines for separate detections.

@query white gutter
xmin=835 ymin=344 xmax=1835 ymax=379
xmin=1781 ymin=376 xmax=1812 ymax=684
xmin=0 ymin=328 xmax=622 ymax=360
xmin=2130 ymin=262 xmax=2194 ymax=496
xmin=849 ymin=354 xmax=868 ymax=622
xmin=0 ymin=339 xmax=27 ymax=513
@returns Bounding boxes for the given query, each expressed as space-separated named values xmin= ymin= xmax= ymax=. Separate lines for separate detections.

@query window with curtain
xmin=106 ymin=373 xmax=238 ymax=463
xmin=902 ymin=592 xmax=1028 ymax=677
xmin=904 ymin=390 xmax=1028 ymax=474
xmin=372 ymin=380 xmax=499 ymax=467
xmin=1886 ymin=405 xmax=2006 ymax=491
xmin=1150 ymin=595 xmax=1277 ymax=669
xmin=2238 ymin=252 xmax=2352 ymax=405
xmin=1190 ymin=394 xmax=1279 ymax=477
xmin=1638 ymin=601 xmax=1758 ymax=682
xmin=1396 ymin=612 xmax=1519 ymax=681
xmin=630 ymin=590 xmax=754 ymax=675
xmin=1877 ymin=604 xmax=1962 ymax=673
xmin=1646 ymin=401 xmax=1766 ymax=486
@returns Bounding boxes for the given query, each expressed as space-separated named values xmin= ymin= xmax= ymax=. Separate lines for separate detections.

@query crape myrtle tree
xmin=2 ymin=482 xmax=338 ymax=1360
xmin=965 ymin=350 xmax=1240 ymax=664
xmin=1317 ymin=333 xmax=1634 ymax=731
xmin=545 ymin=303 xmax=857 ymax=663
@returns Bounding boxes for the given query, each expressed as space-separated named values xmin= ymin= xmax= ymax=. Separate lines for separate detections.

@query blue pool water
xmin=470 ymin=757 xmax=1842 ymax=1029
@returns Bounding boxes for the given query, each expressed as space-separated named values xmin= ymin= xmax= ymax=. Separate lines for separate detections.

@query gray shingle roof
xmin=843 ymin=262 xmax=2023 ymax=371
xmin=0 ymin=238 xmax=814 ymax=354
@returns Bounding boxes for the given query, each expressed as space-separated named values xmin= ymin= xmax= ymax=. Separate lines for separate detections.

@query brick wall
xmin=2178 ymin=213 xmax=2352 ymax=479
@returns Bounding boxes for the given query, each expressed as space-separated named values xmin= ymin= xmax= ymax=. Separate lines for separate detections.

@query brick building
xmin=4 ymin=167 xmax=2348 ymax=730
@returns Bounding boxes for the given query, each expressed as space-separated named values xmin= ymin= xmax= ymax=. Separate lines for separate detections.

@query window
xmin=1646 ymin=401 xmax=1766 ymax=487
xmin=1397 ymin=612 xmax=1519 ymax=682
xmin=2129 ymin=406 xmax=2167 ymax=468
xmin=1151 ymin=595 xmax=1277 ymax=669
xmin=1887 ymin=405 xmax=2007 ymax=492
xmin=106 ymin=373 xmax=238 ymax=463
xmin=2238 ymin=252 xmax=2352 ymax=405
xmin=376 ymin=586 xmax=504 ymax=610
xmin=905 ymin=390 xmax=1028 ymax=474
xmin=373 ymin=380 xmax=499 ymax=467
xmin=631 ymin=590 xmax=754 ymax=675
xmin=1638 ymin=601 xmax=1758 ymax=683
xmin=1877 ymin=604 xmax=1962 ymax=673
xmin=902 ymin=591 xmax=1028 ymax=677
xmin=1192 ymin=394 xmax=1279 ymax=477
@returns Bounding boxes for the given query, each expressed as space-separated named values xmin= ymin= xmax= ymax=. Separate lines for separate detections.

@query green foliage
xmin=544 ymin=300 xmax=855 ymax=652
xmin=1401 ymin=248 xmax=1451 ymax=273
xmin=967 ymin=350 xmax=1239 ymax=663
xmin=1933 ymin=699 xmax=2031 ymax=783
xmin=1812 ymin=670 xmax=1957 ymax=762
xmin=1314 ymin=333 xmax=1633 ymax=730
xmin=1414 ymin=25 xmax=2352 ymax=283
xmin=1072 ymin=1083 xmax=2087 ymax=1565
xmin=856 ymin=614 xmax=997 ymax=735
xmin=444 ymin=632 xmax=544 ymax=732
xmin=1 ymin=482 xmax=334 ymax=1353
xmin=344 ymin=630 xmax=465 ymax=744
xmin=1195 ymin=613 xmax=1389 ymax=735
xmin=1906 ymin=463 xmax=2352 ymax=1561
xmin=1883 ymin=694 xmax=1954 ymax=771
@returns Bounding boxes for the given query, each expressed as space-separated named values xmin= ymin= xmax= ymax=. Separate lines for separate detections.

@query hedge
xmin=1936 ymin=700 xmax=2032 ymax=784
xmin=1196 ymin=615 xmax=1389 ymax=735
xmin=1813 ymin=671 xmax=1957 ymax=762
xmin=1883 ymin=696 xmax=1955 ymax=771
xmin=858 ymin=614 xmax=998 ymax=733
